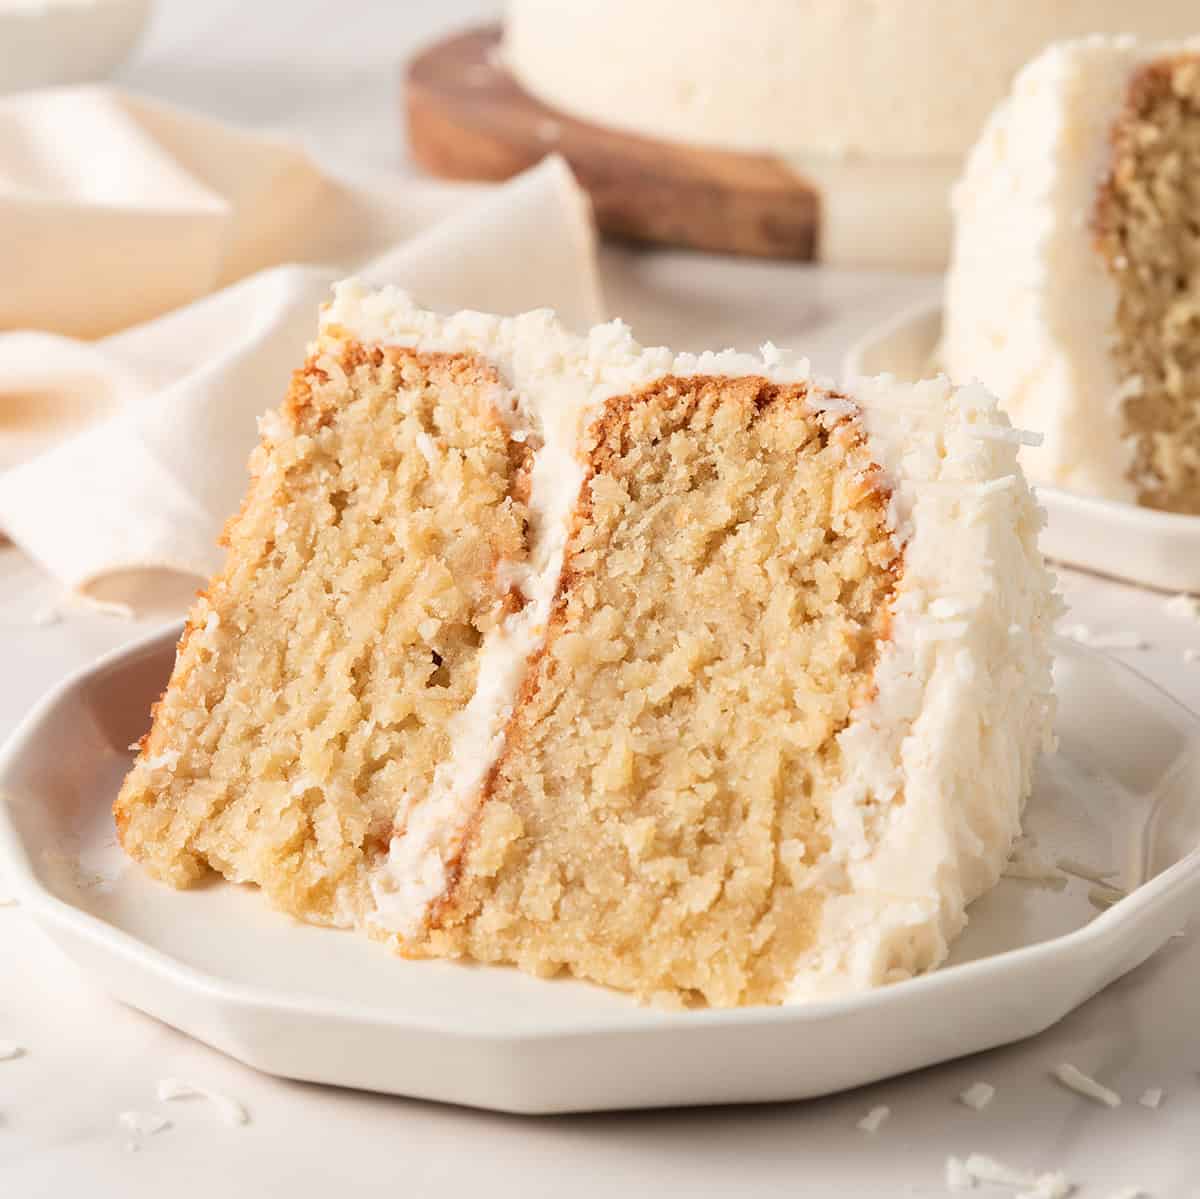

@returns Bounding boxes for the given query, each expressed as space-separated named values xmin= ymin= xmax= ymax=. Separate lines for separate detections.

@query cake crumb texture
xmin=421 ymin=375 xmax=898 ymax=1006
xmin=1097 ymin=53 xmax=1200 ymax=512
xmin=114 ymin=342 xmax=530 ymax=925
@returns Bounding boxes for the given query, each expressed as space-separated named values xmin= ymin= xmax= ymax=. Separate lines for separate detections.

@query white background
xmin=1 ymin=2 xmax=1198 ymax=1195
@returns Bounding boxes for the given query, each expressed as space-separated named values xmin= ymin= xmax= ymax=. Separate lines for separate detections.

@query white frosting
xmin=943 ymin=35 xmax=1200 ymax=504
xmin=791 ymin=373 xmax=1058 ymax=995
xmin=325 ymin=281 xmax=1057 ymax=997
xmin=505 ymin=2 xmax=1196 ymax=160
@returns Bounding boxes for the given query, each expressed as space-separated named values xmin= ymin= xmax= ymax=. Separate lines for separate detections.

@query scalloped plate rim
xmin=2 ymin=623 xmax=1199 ymax=1110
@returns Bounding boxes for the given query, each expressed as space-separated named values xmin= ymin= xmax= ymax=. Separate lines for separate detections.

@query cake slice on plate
xmin=116 ymin=283 xmax=1057 ymax=1007
xmin=944 ymin=35 xmax=1200 ymax=512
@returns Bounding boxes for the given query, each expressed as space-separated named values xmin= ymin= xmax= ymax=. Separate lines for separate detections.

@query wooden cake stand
xmin=405 ymin=25 xmax=819 ymax=259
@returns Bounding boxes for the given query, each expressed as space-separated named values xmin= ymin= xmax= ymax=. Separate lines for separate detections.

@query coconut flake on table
xmin=855 ymin=1104 xmax=890 ymax=1132
xmin=1138 ymin=1087 xmax=1164 ymax=1109
xmin=1088 ymin=884 xmax=1127 ymax=911
xmin=1052 ymin=1063 xmax=1121 ymax=1108
xmin=68 ymin=595 xmax=135 ymax=620
xmin=1060 ymin=624 xmax=1147 ymax=651
xmin=958 ymin=1082 xmax=996 ymax=1111
xmin=1001 ymin=860 xmax=1068 ymax=889
xmin=156 ymin=1077 xmax=249 ymax=1125
xmin=1054 ymin=857 xmax=1117 ymax=885
xmin=118 ymin=1111 xmax=170 ymax=1136
xmin=945 ymin=1153 xmax=1073 ymax=1197
xmin=1084 ymin=632 xmax=1147 ymax=651
xmin=1164 ymin=593 xmax=1200 ymax=623
xmin=0 ymin=1040 xmax=24 ymax=1060
xmin=32 ymin=604 xmax=62 ymax=627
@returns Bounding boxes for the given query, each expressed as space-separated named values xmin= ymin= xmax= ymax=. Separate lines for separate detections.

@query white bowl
xmin=0 ymin=0 xmax=152 ymax=94
xmin=844 ymin=302 xmax=1200 ymax=594
xmin=2 ymin=625 xmax=1199 ymax=1113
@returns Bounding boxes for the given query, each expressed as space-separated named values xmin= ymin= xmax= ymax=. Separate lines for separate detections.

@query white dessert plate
xmin=844 ymin=302 xmax=1200 ymax=594
xmin=2 ymin=626 xmax=1200 ymax=1114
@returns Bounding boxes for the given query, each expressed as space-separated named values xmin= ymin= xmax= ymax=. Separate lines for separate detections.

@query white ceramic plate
xmin=843 ymin=302 xmax=1200 ymax=594
xmin=2 ymin=626 xmax=1200 ymax=1114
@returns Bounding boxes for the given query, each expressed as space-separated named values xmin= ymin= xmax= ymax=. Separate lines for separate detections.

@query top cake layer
xmin=504 ymin=0 xmax=1196 ymax=159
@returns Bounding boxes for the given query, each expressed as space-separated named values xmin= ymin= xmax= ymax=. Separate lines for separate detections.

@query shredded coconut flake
xmin=930 ymin=597 xmax=970 ymax=620
xmin=73 ymin=596 xmax=135 ymax=620
xmin=156 ymin=1078 xmax=249 ymax=1126
xmin=856 ymin=1104 xmax=890 ymax=1132
xmin=1052 ymin=1063 xmax=1121 ymax=1108
xmin=805 ymin=394 xmax=858 ymax=417
xmin=1184 ymin=647 xmax=1200 ymax=663
xmin=971 ymin=425 xmax=1044 ymax=447
xmin=0 ymin=1040 xmax=24 ymax=1060
xmin=0 ymin=893 xmax=15 ymax=907
xmin=118 ymin=1111 xmax=170 ymax=1136
xmin=946 ymin=1157 xmax=974 ymax=1191
xmin=1164 ymin=593 xmax=1200 ymax=623
xmin=1061 ymin=624 xmax=1146 ymax=651
xmin=1138 ymin=1087 xmax=1164 ymax=1109
xmin=1002 ymin=860 xmax=1067 ymax=889
xmin=414 ymin=431 xmax=437 ymax=465
xmin=1054 ymin=857 xmax=1117 ymax=885
xmin=919 ymin=620 xmax=972 ymax=642
xmin=143 ymin=750 xmax=181 ymax=772
xmin=1085 ymin=632 xmax=1147 ymax=651
xmin=1027 ymin=1175 xmax=1076 ymax=1199
xmin=1088 ymin=884 xmax=1126 ymax=911
xmin=32 ymin=605 xmax=62 ymax=627
xmin=959 ymin=1082 xmax=996 ymax=1111
xmin=948 ymin=1153 xmax=1074 ymax=1198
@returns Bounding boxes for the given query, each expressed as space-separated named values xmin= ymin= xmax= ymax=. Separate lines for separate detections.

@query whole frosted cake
xmin=115 ymin=283 xmax=1057 ymax=1007
xmin=944 ymin=37 xmax=1200 ymax=513
xmin=504 ymin=1 xmax=1196 ymax=267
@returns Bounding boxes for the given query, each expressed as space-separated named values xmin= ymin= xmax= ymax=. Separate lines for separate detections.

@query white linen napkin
xmin=0 ymin=87 xmax=604 ymax=594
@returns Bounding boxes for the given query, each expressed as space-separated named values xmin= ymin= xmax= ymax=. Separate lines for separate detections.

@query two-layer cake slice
xmin=116 ymin=283 xmax=1057 ymax=1007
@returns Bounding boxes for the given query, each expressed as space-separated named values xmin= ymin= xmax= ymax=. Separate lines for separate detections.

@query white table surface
xmin=2 ymin=3 xmax=1198 ymax=1196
